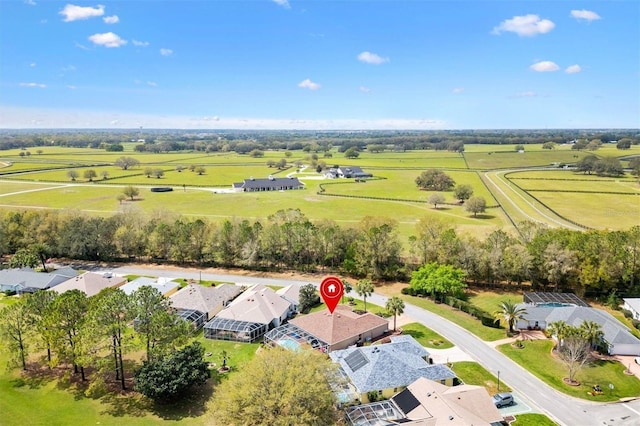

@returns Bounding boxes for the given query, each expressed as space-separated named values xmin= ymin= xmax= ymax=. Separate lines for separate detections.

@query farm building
xmin=232 ymin=176 xmax=304 ymax=192
xmin=325 ymin=166 xmax=373 ymax=179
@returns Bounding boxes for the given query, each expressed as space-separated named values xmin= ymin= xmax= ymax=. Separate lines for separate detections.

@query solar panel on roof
xmin=392 ymin=389 xmax=421 ymax=414
xmin=344 ymin=349 xmax=369 ymax=372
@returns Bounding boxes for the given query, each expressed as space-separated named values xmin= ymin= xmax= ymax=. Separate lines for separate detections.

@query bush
xmin=633 ymin=319 xmax=640 ymax=329
xmin=622 ymin=309 xmax=633 ymax=319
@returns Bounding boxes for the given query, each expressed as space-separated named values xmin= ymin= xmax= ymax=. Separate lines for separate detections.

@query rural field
xmin=1 ymin=143 xmax=638 ymax=240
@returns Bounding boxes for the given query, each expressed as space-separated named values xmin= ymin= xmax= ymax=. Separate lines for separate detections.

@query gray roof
xmin=234 ymin=177 xmax=304 ymax=190
xmin=330 ymin=335 xmax=454 ymax=393
xmin=521 ymin=304 xmax=640 ymax=346
xmin=170 ymin=283 xmax=242 ymax=315
xmin=0 ymin=267 xmax=78 ymax=291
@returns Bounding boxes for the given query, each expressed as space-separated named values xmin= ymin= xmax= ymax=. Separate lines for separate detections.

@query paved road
xmin=111 ymin=265 xmax=640 ymax=426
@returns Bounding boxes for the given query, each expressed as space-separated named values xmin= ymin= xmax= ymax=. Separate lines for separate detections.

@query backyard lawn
xmin=498 ymin=340 xmax=640 ymax=401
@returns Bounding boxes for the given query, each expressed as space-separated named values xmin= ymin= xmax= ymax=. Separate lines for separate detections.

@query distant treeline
xmin=2 ymin=208 xmax=638 ymax=300
xmin=1 ymin=129 xmax=638 ymax=153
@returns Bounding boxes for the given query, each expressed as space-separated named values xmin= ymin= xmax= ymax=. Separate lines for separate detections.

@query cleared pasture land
xmin=1 ymin=144 xmax=637 ymax=236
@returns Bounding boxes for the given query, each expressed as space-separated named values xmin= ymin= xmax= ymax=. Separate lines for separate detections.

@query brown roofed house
xmin=289 ymin=304 xmax=388 ymax=352
xmin=53 ymin=272 xmax=126 ymax=297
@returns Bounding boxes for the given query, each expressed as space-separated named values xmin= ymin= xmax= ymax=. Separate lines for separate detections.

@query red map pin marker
xmin=320 ymin=276 xmax=344 ymax=314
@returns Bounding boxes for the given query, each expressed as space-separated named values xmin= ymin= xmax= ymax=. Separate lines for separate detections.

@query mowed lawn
xmin=498 ymin=340 xmax=640 ymax=402
xmin=463 ymin=149 xmax=590 ymax=170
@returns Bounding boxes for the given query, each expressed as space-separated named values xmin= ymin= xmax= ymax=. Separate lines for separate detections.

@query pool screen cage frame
xmin=523 ymin=292 xmax=589 ymax=307
xmin=203 ymin=316 xmax=268 ymax=342
xmin=263 ymin=323 xmax=329 ymax=352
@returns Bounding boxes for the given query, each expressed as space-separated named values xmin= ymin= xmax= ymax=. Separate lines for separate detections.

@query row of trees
xmin=0 ymin=285 xmax=209 ymax=400
xmin=1 ymin=209 xmax=639 ymax=297
xmin=576 ymin=155 xmax=625 ymax=176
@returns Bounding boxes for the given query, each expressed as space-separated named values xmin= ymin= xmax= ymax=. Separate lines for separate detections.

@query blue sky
xmin=1 ymin=0 xmax=638 ymax=129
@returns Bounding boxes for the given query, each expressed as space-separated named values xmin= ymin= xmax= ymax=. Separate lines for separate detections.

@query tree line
xmin=1 ymin=208 xmax=639 ymax=299
xmin=0 ymin=285 xmax=209 ymax=401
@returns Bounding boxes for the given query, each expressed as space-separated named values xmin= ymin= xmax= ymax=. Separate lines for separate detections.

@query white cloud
xmin=24 ymin=0 xmax=36 ymax=5
xmin=147 ymin=81 xmax=157 ymax=87
xmin=75 ymin=42 xmax=90 ymax=50
xmin=357 ymin=51 xmax=389 ymax=65
xmin=571 ymin=10 xmax=601 ymax=22
xmin=30 ymin=62 xmax=36 ymax=67
xmin=66 ymin=85 xmax=77 ymax=90
xmin=298 ymin=78 xmax=320 ymax=90
xmin=0 ymin=106 xmax=448 ymax=130
xmin=530 ymin=61 xmax=559 ymax=72
xmin=103 ymin=15 xmax=119 ymax=24
xmin=452 ymin=87 xmax=464 ymax=94
xmin=492 ymin=14 xmax=555 ymax=36
xmin=88 ymin=32 xmax=127 ymax=48
xmin=359 ymin=86 xmax=371 ymax=93
xmin=273 ymin=0 xmax=290 ymax=9
xmin=565 ymin=64 xmax=582 ymax=74
xmin=61 ymin=65 xmax=77 ymax=72
xmin=19 ymin=82 xmax=46 ymax=88
xmin=132 ymin=39 xmax=149 ymax=47
xmin=160 ymin=48 xmax=173 ymax=56
xmin=59 ymin=4 xmax=105 ymax=22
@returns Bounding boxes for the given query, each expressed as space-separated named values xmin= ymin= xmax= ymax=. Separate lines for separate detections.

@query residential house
xmin=170 ymin=283 xmax=242 ymax=329
xmin=120 ymin=276 xmax=180 ymax=297
xmin=232 ymin=176 xmax=304 ymax=192
xmin=204 ymin=284 xmax=295 ymax=342
xmin=517 ymin=304 xmax=640 ymax=355
xmin=346 ymin=377 xmax=504 ymax=426
xmin=281 ymin=304 xmax=389 ymax=352
xmin=330 ymin=335 xmax=457 ymax=403
xmin=276 ymin=284 xmax=300 ymax=312
xmin=53 ymin=271 xmax=126 ymax=297
xmin=336 ymin=166 xmax=373 ymax=179
xmin=623 ymin=298 xmax=640 ymax=321
xmin=0 ymin=267 xmax=78 ymax=293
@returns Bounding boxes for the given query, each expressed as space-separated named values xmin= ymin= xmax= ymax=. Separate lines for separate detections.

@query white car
xmin=634 ymin=357 xmax=640 ymax=365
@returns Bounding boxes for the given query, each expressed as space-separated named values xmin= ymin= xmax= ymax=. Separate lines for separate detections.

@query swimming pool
xmin=536 ymin=302 xmax=574 ymax=308
xmin=277 ymin=338 xmax=301 ymax=351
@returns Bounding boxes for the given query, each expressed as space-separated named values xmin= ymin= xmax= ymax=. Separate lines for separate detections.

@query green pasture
xmin=0 ymin=161 xmax=70 ymax=173
xmin=0 ymin=181 xmax=71 ymax=195
xmin=506 ymin=170 xmax=637 ymax=181
xmin=451 ymin=361 xmax=511 ymax=394
xmin=349 ymin=151 xmax=467 ymax=169
xmin=498 ymin=340 xmax=640 ymax=402
xmin=467 ymin=290 xmax=523 ymax=318
xmin=463 ymin=150 xmax=589 ymax=170
xmin=321 ymin=169 xmax=494 ymax=203
xmin=511 ymin=177 xmax=640 ymax=194
xmin=531 ymin=192 xmax=640 ymax=230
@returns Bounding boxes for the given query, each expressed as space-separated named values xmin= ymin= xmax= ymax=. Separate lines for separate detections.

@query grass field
xmin=498 ymin=340 xmax=640 ymax=402
xmin=451 ymin=361 xmax=511 ymax=394
xmin=399 ymin=322 xmax=453 ymax=349
xmin=511 ymin=414 xmax=558 ymax=426
xmin=1 ymin=143 xmax=638 ymax=242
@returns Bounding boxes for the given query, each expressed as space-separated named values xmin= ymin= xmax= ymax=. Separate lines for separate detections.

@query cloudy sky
xmin=1 ymin=1 xmax=638 ymax=129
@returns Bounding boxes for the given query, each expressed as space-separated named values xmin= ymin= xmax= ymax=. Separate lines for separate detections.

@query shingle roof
xmin=170 ymin=283 xmax=242 ymax=315
xmin=624 ymin=298 xmax=640 ymax=313
xmin=521 ymin=304 xmax=640 ymax=346
xmin=53 ymin=272 xmax=126 ymax=297
xmin=330 ymin=336 xmax=453 ymax=394
xmin=0 ymin=267 xmax=78 ymax=291
xmin=290 ymin=304 xmax=389 ymax=346
xmin=120 ymin=277 xmax=180 ymax=296
xmin=215 ymin=284 xmax=293 ymax=325
xmin=276 ymin=284 xmax=300 ymax=305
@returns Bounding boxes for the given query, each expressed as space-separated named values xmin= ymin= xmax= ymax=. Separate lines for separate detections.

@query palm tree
xmin=355 ymin=279 xmax=374 ymax=313
xmin=547 ymin=320 xmax=570 ymax=348
xmin=386 ymin=296 xmax=405 ymax=331
xmin=495 ymin=300 xmax=527 ymax=335
xmin=342 ymin=280 xmax=353 ymax=304
xmin=580 ymin=320 xmax=604 ymax=350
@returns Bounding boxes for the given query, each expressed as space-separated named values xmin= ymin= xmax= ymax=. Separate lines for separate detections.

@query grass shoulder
xmin=450 ymin=361 xmax=511 ymax=395
xmin=400 ymin=322 xmax=452 ymax=349
xmin=511 ymin=413 xmax=558 ymax=426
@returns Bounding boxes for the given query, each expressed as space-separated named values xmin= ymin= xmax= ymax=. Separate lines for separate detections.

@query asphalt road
xmin=110 ymin=265 xmax=640 ymax=426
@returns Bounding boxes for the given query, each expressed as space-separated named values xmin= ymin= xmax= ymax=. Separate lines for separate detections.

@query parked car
xmin=492 ymin=393 xmax=514 ymax=408
xmin=634 ymin=357 xmax=640 ymax=365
